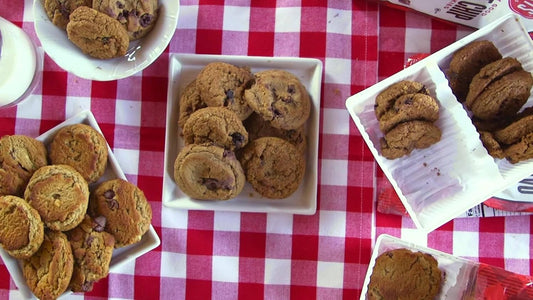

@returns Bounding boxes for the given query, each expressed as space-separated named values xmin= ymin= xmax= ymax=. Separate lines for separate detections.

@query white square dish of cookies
xmin=162 ymin=54 xmax=323 ymax=215
xmin=345 ymin=14 xmax=533 ymax=232
xmin=32 ymin=0 xmax=179 ymax=81
xmin=0 ymin=110 xmax=160 ymax=299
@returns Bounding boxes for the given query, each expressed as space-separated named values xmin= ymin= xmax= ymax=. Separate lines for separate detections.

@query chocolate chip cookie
xmin=67 ymin=214 xmax=115 ymax=292
xmin=0 ymin=195 xmax=44 ymax=259
xmin=178 ymin=79 xmax=207 ymax=130
xmin=66 ymin=6 xmax=129 ymax=59
xmin=239 ymin=137 xmax=305 ymax=199
xmin=182 ymin=107 xmax=249 ymax=151
xmin=244 ymin=69 xmax=311 ymax=130
xmin=89 ymin=179 xmax=152 ymax=248
xmin=49 ymin=123 xmax=108 ymax=184
xmin=44 ymin=0 xmax=92 ymax=29
xmin=24 ymin=164 xmax=89 ymax=231
xmin=196 ymin=62 xmax=254 ymax=120
xmin=380 ymin=120 xmax=442 ymax=159
xmin=374 ymin=80 xmax=429 ymax=119
xmin=92 ymin=0 xmax=159 ymax=40
xmin=173 ymin=144 xmax=245 ymax=200
xmin=0 ymin=135 xmax=48 ymax=197
xmin=446 ymin=40 xmax=502 ymax=102
xmin=378 ymin=93 xmax=440 ymax=133
xmin=23 ymin=230 xmax=74 ymax=300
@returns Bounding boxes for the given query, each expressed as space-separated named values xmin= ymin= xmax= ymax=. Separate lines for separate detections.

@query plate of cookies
xmin=33 ymin=0 xmax=179 ymax=81
xmin=0 ymin=110 xmax=160 ymax=299
xmin=162 ymin=54 xmax=322 ymax=215
xmin=346 ymin=14 xmax=533 ymax=232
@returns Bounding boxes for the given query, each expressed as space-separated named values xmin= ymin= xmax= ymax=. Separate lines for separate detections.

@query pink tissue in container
xmin=360 ymin=234 xmax=533 ymax=299
xmin=346 ymin=14 xmax=533 ymax=232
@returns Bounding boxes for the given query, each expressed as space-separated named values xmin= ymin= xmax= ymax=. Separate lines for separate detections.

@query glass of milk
xmin=0 ymin=17 xmax=39 ymax=109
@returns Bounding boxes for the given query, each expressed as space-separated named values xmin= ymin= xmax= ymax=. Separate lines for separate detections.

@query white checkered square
xmin=161 ymin=207 xmax=188 ymax=229
xmin=160 ymin=252 xmax=186 ymax=278
xmin=453 ymin=231 xmax=479 ymax=257
xmin=266 ymin=213 xmax=293 ymax=235
xmin=326 ymin=8 xmax=351 ymax=35
xmin=264 ymin=258 xmax=291 ymax=285
xmin=322 ymin=108 xmax=350 ymax=135
xmin=401 ymin=228 xmax=428 ymax=247
xmin=275 ymin=7 xmax=301 ymax=32
xmin=316 ymin=261 xmax=344 ymax=288
xmin=115 ymin=100 xmax=141 ymax=126
xmin=321 ymin=159 xmax=347 ymax=186
xmin=319 ymin=210 xmax=346 ymax=237
xmin=65 ymin=97 xmax=91 ymax=118
xmin=214 ymin=211 xmax=241 ymax=232
xmin=324 ymin=58 xmax=351 ymax=85
xmin=177 ymin=5 xmax=199 ymax=29
xmin=16 ymin=94 xmax=42 ymax=120
xmin=404 ymin=28 xmax=431 ymax=54
xmin=113 ymin=148 xmax=139 ymax=176
xmin=504 ymin=233 xmax=530 ymax=259
xmin=212 ymin=256 xmax=239 ymax=282
xmin=223 ymin=6 xmax=250 ymax=31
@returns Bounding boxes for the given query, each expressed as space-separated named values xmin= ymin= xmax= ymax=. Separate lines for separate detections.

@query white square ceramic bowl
xmin=0 ymin=110 xmax=160 ymax=299
xmin=360 ymin=234 xmax=479 ymax=300
xmin=345 ymin=14 xmax=533 ymax=232
xmin=162 ymin=54 xmax=323 ymax=215
xmin=33 ymin=0 xmax=180 ymax=81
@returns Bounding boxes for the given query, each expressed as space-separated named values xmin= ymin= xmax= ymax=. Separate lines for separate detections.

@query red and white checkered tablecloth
xmin=1 ymin=0 xmax=532 ymax=299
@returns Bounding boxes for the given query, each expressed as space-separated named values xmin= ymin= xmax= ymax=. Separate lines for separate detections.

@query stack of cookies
xmin=0 ymin=123 xmax=153 ymax=298
xmin=374 ymin=80 xmax=442 ymax=159
xmin=446 ymin=40 xmax=533 ymax=163
xmin=174 ymin=62 xmax=310 ymax=200
xmin=43 ymin=0 xmax=159 ymax=59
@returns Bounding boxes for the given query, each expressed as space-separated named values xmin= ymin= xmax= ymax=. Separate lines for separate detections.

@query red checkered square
xmin=41 ymin=96 xmax=66 ymax=121
xmin=239 ymin=257 xmax=265 ymax=283
xmin=0 ymin=117 xmax=15 ymax=136
xmin=241 ymin=213 xmax=267 ymax=232
xmin=142 ymin=77 xmax=168 ymax=102
xmin=42 ymin=71 xmax=67 ymax=96
xmin=380 ymin=4 xmax=406 ymax=27
xmin=97 ymin=122 xmax=115 ymax=148
xmin=343 ymin=262 xmax=366 ymax=290
xmin=248 ymin=32 xmax=274 ymax=56
xmin=196 ymin=29 xmax=223 ymax=54
xmin=91 ymin=80 xmax=117 ymax=99
xmin=187 ymin=255 xmax=213 ymax=280
xmin=142 ymin=52 xmax=169 ymax=77
xmin=352 ymin=35 xmax=378 ymax=60
xmin=479 ymin=257 xmax=505 ymax=269
xmin=185 ymin=279 xmax=212 ymax=299
xmin=239 ymin=232 xmax=266 ymax=258
xmin=238 ymin=283 xmax=264 ymax=300
xmin=291 ymin=235 xmax=318 ymax=261
xmin=39 ymin=119 xmax=62 ymax=135
xmin=375 ymin=212 xmax=402 ymax=228
xmin=292 ymin=214 xmax=320 ymax=235
xmin=249 ymin=7 xmax=275 ymax=31
xmin=300 ymin=32 xmax=326 ymax=58
xmin=134 ymin=275 xmax=160 ymax=299
xmin=480 ymin=217 xmax=505 ymax=233
xmin=140 ymin=101 xmax=167 ymax=128
xmin=344 ymin=237 xmax=371 ymax=264
xmin=139 ymin=127 xmax=165 ymax=152
xmin=188 ymin=211 xmax=214 ymax=230
xmin=137 ymin=175 xmax=163 ymax=203
xmin=187 ymin=229 xmax=214 ymax=255
xmin=378 ymin=51 xmax=405 ymax=78
xmin=346 ymin=187 xmax=374 ymax=213
xmin=0 ymin=265 xmax=9 ymax=290
xmin=290 ymin=285 xmax=316 ymax=299
xmin=87 ymin=276 xmax=109 ymax=298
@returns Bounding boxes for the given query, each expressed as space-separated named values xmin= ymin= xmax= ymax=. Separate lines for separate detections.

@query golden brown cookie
xmin=174 ymin=144 xmax=245 ymax=200
xmin=367 ymin=248 xmax=442 ymax=300
xmin=504 ymin=132 xmax=533 ymax=164
xmin=182 ymin=107 xmax=249 ymax=151
xmin=178 ymin=79 xmax=207 ymax=130
xmin=24 ymin=165 xmax=89 ymax=231
xmin=244 ymin=69 xmax=311 ymax=130
xmin=66 ymin=6 xmax=129 ymax=59
xmin=67 ymin=214 xmax=115 ymax=292
xmin=239 ymin=137 xmax=305 ymax=199
xmin=243 ymin=112 xmax=307 ymax=154
xmin=89 ymin=179 xmax=152 ymax=248
xmin=196 ymin=62 xmax=254 ymax=120
xmin=446 ymin=40 xmax=502 ymax=102
xmin=380 ymin=120 xmax=442 ymax=159
xmin=0 ymin=195 xmax=44 ymax=259
xmin=378 ymin=93 xmax=440 ymax=133
xmin=23 ymin=230 xmax=74 ymax=300
xmin=0 ymin=135 xmax=48 ymax=197
xmin=92 ymin=0 xmax=159 ymax=40
xmin=374 ymin=80 xmax=429 ymax=119
xmin=44 ymin=0 xmax=92 ymax=29
xmin=493 ymin=114 xmax=533 ymax=145
xmin=479 ymin=131 xmax=506 ymax=159
xmin=49 ymin=123 xmax=108 ymax=184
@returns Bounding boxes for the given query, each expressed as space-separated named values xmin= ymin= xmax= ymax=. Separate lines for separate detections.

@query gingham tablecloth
xmin=1 ymin=1 xmax=532 ymax=299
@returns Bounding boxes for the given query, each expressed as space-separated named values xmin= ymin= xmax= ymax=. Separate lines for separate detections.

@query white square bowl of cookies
xmin=345 ymin=14 xmax=533 ymax=232
xmin=0 ymin=110 xmax=160 ymax=299
xmin=32 ymin=0 xmax=179 ymax=81
xmin=162 ymin=54 xmax=322 ymax=215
